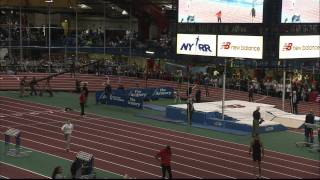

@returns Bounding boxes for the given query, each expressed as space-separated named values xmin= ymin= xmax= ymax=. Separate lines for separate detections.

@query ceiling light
xmin=45 ymin=0 xmax=53 ymax=3
xmin=163 ymin=4 xmax=172 ymax=10
xmin=122 ymin=10 xmax=128 ymax=15
xmin=146 ymin=51 xmax=154 ymax=55
xmin=78 ymin=4 xmax=91 ymax=9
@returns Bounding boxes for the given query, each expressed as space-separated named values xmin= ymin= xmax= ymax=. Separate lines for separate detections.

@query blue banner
xmin=107 ymin=94 xmax=128 ymax=107
xmin=127 ymin=96 xmax=143 ymax=109
xmin=96 ymin=91 xmax=107 ymax=104
xmin=95 ymin=86 xmax=173 ymax=109
xmin=153 ymin=87 xmax=174 ymax=98
xmin=128 ymin=88 xmax=148 ymax=99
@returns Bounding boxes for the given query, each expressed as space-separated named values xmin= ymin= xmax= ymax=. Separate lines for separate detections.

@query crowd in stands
xmin=0 ymin=10 xmax=173 ymax=52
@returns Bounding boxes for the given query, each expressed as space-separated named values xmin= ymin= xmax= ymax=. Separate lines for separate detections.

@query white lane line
xmin=1 ymin=97 xmax=319 ymax=165
xmin=0 ymin=113 xmax=267 ymax=178
xmin=0 ymin=108 xmax=309 ymax=178
xmin=0 ymin=140 xmax=122 ymax=178
xmin=0 ymin=161 xmax=50 ymax=179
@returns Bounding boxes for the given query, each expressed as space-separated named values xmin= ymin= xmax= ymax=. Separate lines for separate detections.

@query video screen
xmin=178 ymin=0 xmax=264 ymax=23
xmin=281 ymin=0 xmax=320 ymax=23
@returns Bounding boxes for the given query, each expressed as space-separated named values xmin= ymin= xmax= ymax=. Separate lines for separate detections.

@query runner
xmin=249 ymin=135 xmax=264 ymax=179
xmin=61 ymin=120 xmax=74 ymax=152
xmin=155 ymin=145 xmax=172 ymax=179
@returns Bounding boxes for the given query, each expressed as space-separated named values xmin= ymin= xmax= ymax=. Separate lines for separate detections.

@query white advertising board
xmin=279 ymin=35 xmax=320 ymax=59
xmin=217 ymin=35 xmax=263 ymax=59
xmin=176 ymin=34 xmax=217 ymax=56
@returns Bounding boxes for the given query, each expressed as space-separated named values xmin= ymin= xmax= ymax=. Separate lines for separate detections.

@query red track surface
xmin=0 ymin=162 xmax=48 ymax=179
xmin=0 ymin=96 xmax=319 ymax=179
xmin=0 ymin=73 xmax=319 ymax=116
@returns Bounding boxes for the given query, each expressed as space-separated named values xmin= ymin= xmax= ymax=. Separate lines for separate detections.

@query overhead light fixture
xmin=146 ymin=51 xmax=154 ymax=55
xmin=122 ymin=10 xmax=128 ymax=15
xmin=163 ymin=4 xmax=172 ymax=10
xmin=45 ymin=0 xmax=53 ymax=3
xmin=78 ymin=4 xmax=91 ymax=9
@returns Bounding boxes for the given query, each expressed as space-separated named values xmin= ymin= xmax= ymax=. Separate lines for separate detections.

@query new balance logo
xmin=283 ymin=43 xmax=293 ymax=51
xmin=221 ymin=42 xmax=231 ymax=49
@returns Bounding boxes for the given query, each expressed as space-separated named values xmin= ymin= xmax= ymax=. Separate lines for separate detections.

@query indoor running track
xmin=0 ymin=96 xmax=319 ymax=179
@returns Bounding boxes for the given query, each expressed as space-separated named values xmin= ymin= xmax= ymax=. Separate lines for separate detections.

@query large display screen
xmin=176 ymin=34 xmax=217 ymax=56
xmin=217 ymin=35 xmax=263 ymax=59
xmin=178 ymin=0 xmax=264 ymax=23
xmin=279 ymin=35 xmax=320 ymax=59
xmin=281 ymin=0 xmax=320 ymax=23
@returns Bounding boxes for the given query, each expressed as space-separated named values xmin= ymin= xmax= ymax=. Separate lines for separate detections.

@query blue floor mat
xmin=143 ymin=104 xmax=166 ymax=112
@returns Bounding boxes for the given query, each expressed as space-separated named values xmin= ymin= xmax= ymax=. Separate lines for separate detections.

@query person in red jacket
xmin=216 ymin=10 xmax=222 ymax=23
xmin=80 ymin=90 xmax=86 ymax=117
xmin=155 ymin=145 xmax=172 ymax=179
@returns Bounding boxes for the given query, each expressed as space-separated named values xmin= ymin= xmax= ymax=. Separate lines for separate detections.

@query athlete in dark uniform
xmin=82 ymin=83 xmax=89 ymax=106
xmin=252 ymin=106 xmax=264 ymax=137
xmin=249 ymin=135 xmax=264 ymax=179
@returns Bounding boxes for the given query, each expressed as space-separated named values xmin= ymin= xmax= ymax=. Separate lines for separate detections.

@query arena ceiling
xmin=0 ymin=0 xmax=176 ymax=19
xmin=0 ymin=0 xmax=176 ymax=12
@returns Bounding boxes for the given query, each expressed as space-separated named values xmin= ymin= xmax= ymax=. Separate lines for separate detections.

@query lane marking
xmin=1 ymin=97 xmax=319 ymax=165
xmin=0 ymin=161 xmax=50 ymax=179
xmin=0 ymin=109 xmax=312 ymax=178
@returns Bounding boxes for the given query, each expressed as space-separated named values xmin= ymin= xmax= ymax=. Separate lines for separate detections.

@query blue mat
xmin=191 ymin=123 xmax=251 ymax=136
xmin=143 ymin=104 xmax=166 ymax=112
xmin=136 ymin=113 xmax=185 ymax=123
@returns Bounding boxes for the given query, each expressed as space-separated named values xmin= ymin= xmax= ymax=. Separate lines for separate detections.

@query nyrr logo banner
xmin=176 ymin=34 xmax=217 ymax=56
xmin=217 ymin=35 xmax=263 ymax=59
xmin=279 ymin=35 xmax=320 ymax=59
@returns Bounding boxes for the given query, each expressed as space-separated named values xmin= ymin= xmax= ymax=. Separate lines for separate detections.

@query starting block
xmin=76 ymin=151 xmax=95 ymax=179
xmin=4 ymin=128 xmax=29 ymax=157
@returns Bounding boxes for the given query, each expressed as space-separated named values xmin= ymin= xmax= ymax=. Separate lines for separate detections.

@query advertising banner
xmin=217 ymin=35 xmax=263 ymax=59
xmin=177 ymin=34 xmax=217 ymax=56
xmin=279 ymin=35 xmax=320 ymax=59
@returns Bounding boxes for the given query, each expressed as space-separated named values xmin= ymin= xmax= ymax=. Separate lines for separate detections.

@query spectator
xmin=249 ymin=84 xmax=254 ymax=102
xmin=174 ymin=89 xmax=181 ymax=104
xmin=104 ymin=77 xmax=112 ymax=97
xmin=75 ymin=79 xmax=81 ymax=93
xmin=41 ymin=77 xmax=53 ymax=97
xmin=305 ymin=110 xmax=315 ymax=144
xmin=204 ymin=75 xmax=210 ymax=97
xmin=52 ymin=166 xmax=65 ymax=179
xmin=195 ymin=87 xmax=201 ymax=103
xmin=291 ymin=91 xmax=299 ymax=114
xmin=82 ymin=83 xmax=89 ymax=106
xmin=80 ymin=90 xmax=86 ymax=117
xmin=19 ymin=76 xmax=27 ymax=97
xmin=155 ymin=145 xmax=172 ymax=179
xmin=249 ymin=135 xmax=264 ymax=179
xmin=70 ymin=159 xmax=82 ymax=179
xmin=29 ymin=76 xmax=38 ymax=96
